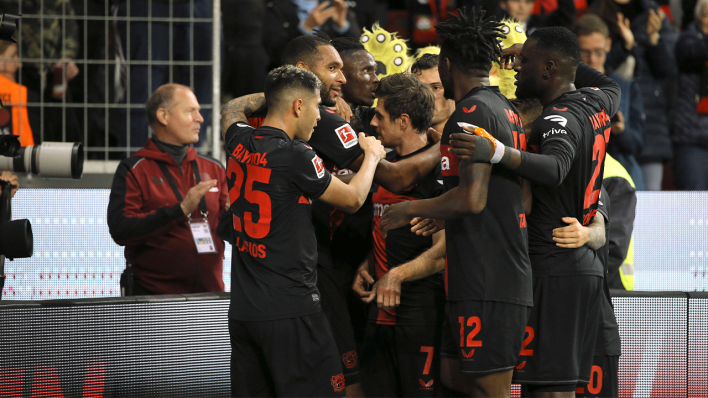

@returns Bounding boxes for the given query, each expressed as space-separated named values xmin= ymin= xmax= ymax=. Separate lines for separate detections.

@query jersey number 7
xmin=227 ymin=158 xmax=272 ymax=239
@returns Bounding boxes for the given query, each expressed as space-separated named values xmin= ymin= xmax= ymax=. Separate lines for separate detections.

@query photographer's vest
xmin=0 ymin=74 xmax=34 ymax=146
xmin=603 ymin=154 xmax=635 ymax=291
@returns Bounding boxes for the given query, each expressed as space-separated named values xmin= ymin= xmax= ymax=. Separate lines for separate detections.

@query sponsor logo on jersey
xmin=440 ymin=145 xmax=459 ymax=176
xmin=463 ymin=105 xmax=476 ymax=113
xmin=516 ymin=361 xmax=526 ymax=370
xmin=342 ymin=351 xmax=358 ymax=369
xmin=543 ymin=114 xmax=568 ymax=127
xmin=331 ymin=374 xmax=346 ymax=392
xmin=542 ymin=128 xmax=567 ymax=139
xmin=419 ymin=379 xmax=434 ymax=389
xmin=335 ymin=124 xmax=358 ymax=149
xmin=461 ymin=349 xmax=475 ymax=359
xmin=236 ymin=122 xmax=254 ymax=129
xmin=553 ymin=107 xmax=568 ymax=111
xmin=312 ymin=155 xmax=325 ymax=179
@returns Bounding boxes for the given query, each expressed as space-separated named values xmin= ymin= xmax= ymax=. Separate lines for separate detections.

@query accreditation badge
xmin=189 ymin=218 xmax=217 ymax=254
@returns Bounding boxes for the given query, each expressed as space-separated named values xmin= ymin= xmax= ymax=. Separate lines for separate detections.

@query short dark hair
xmin=411 ymin=53 xmax=440 ymax=74
xmin=331 ymin=37 xmax=366 ymax=58
xmin=529 ymin=26 xmax=582 ymax=67
xmin=375 ymin=73 xmax=434 ymax=133
xmin=573 ymin=14 xmax=610 ymax=39
xmin=264 ymin=65 xmax=322 ymax=111
xmin=436 ymin=7 xmax=505 ymax=76
xmin=281 ymin=34 xmax=332 ymax=67
xmin=145 ymin=83 xmax=191 ymax=127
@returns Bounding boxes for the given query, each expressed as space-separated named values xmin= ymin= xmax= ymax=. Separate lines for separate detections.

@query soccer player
xmin=451 ymin=27 xmax=620 ymax=397
xmin=331 ymin=37 xmax=379 ymax=137
xmin=411 ymin=53 xmax=456 ymax=134
xmin=224 ymin=65 xmax=385 ymax=397
xmin=381 ymin=8 xmax=532 ymax=397
xmin=222 ymin=35 xmax=442 ymax=396
xmin=350 ymin=73 xmax=446 ymax=397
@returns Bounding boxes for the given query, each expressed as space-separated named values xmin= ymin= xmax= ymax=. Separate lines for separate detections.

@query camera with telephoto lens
xmin=0 ymin=13 xmax=84 ymax=299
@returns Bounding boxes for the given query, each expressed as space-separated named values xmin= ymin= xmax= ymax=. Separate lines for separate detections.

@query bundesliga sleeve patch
xmin=312 ymin=155 xmax=326 ymax=179
xmin=335 ymin=124 xmax=358 ymax=149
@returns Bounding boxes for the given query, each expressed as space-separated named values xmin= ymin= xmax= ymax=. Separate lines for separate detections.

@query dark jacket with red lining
xmin=107 ymin=139 xmax=228 ymax=294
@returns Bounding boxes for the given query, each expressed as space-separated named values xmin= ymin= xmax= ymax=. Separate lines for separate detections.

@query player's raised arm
xmin=221 ymin=92 xmax=266 ymax=139
xmin=381 ymin=158 xmax=491 ymax=234
xmin=346 ymin=141 xmax=441 ymax=193
xmin=452 ymin=40 xmax=621 ymax=187
xmin=318 ymin=133 xmax=386 ymax=213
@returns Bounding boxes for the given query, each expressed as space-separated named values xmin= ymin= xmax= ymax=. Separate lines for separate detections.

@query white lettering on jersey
xmin=441 ymin=156 xmax=450 ymax=171
xmin=542 ymin=128 xmax=568 ymax=139
xmin=335 ymin=124 xmax=359 ymax=149
xmin=373 ymin=203 xmax=390 ymax=217
xmin=543 ymin=115 xmax=568 ymax=127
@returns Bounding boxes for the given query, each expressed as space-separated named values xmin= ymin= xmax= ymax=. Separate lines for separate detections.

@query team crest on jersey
xmin=342 ymin=350 xmax=358 ymax=369
xmin=335 ymin=124 xmax=358 ymax=149
xmin=312 ymin=155 xmax=325 ymax=179
xmin=543 ymin=114 xmax=568 ymax=127
xmin=331 ymin=373 xmax=346 ymax=392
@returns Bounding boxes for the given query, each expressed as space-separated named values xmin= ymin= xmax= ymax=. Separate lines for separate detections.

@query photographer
xmin=107 ymin=84 xmax=228 ymax=295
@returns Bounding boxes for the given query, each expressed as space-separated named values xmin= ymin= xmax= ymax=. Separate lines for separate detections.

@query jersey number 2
xmin=583 ymin=132 xmax=607 ymax=215
xmin=227 ymin=159 xmax=272 ymax=239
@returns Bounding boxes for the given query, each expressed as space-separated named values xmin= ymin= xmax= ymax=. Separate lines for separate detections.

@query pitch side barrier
xmin=0 ymin=291 xmax=706 ymax=397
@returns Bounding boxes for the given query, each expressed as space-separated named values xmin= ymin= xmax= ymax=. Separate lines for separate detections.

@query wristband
xmin=490 ymin=140 xmax=506 ymax=164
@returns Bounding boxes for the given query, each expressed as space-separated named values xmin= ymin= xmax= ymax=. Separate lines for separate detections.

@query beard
xmin=515 ymin=76 xmax=540 ymax=100
xmin=320 ymin=81 xmax=337 ymax=107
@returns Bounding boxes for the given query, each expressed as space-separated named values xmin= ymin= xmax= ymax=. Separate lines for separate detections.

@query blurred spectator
xmin=222 ymin=0 xmax=268 ymax=99
xmin=672 ymin=0 xmax=708 ymax=190
xmin=588 ymin=0 xmax=638 ymax=72
xmin=115 ymin=0 xmax=213 ymax=152
xmin=499 ymin=0 xmax=576 ymax=33
xmin=1 ymin=0 xmax=81 ymax=145
xmin=263 ymin=0 xmax=361 ymax=70
xmin=593 ymin=0 xmax=677 ymax=191
xmin=0 ymin=42 xmax=33 ymax=146
xmin=574 ymin=14 xmax=646 ymax=190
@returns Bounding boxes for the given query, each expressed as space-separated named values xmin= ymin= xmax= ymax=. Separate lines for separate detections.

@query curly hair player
xmin=451 ymin=27 xmax=620 ymax=397
xmin=382 ymin=8 xmax=532 ymax=397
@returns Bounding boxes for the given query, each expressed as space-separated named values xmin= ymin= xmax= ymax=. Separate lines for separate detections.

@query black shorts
xmin=512 ymin=275 xmax=603 ymax=386
xmin=441 ymin=300 xmax=530 ymax=376
xmin=360 ymin=322 xmax=444 ymax=397
xmin=317 ymin=265 xmax=360 ymax=385
xmin=229 ymin=312 xmax=346 ymax=397
xmin=575 ymin=355 xmax=619 ymax=398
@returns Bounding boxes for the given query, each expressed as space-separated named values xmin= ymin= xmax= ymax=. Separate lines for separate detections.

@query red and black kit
xmin=439 ymin=86 xmax=532 ymax=375
xmin=512 ymin=63 xmax=622 ymax=387
xmin=360 ymin=147 xmax=445 ymax=397
xmin=224 ymin=122 xmax=344 ymax=397
xmin=107 ymin=139 xmax=228 ymax=294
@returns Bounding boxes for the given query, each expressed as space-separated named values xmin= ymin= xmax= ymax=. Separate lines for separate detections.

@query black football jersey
xmin=224 ymin=123 xmax=332 ymax=321
xmin=526 ymin=85 xmax=619 ymax=277
xmin=440 ymin=86 xmax=532 ymax=306
xmin=370 ymin=147 xmax=445 ymax=325
xmin=248 ymin=105 xmax=364 ymax=268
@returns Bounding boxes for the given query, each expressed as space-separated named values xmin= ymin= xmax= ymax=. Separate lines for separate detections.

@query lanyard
xmin=157 ymin=160 xmax=208 ymax=218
